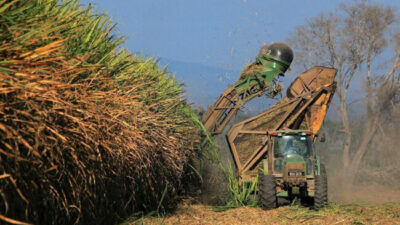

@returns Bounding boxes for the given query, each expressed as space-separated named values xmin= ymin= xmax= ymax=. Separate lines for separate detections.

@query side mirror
xmin=319 ymin=133 xmax=326 ymax=142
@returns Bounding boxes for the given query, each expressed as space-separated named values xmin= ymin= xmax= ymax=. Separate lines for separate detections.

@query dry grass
xmin=238 ymin=62 xmax=266 ymax=81
xmin=0 ymin=1 xmax=202 ymax=224
xmin=138 ymin=202 xmax=400 ymax=225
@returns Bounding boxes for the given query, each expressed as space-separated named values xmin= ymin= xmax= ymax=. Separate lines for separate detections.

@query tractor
xmin=258 ymin=130 xmax=327 ymax=209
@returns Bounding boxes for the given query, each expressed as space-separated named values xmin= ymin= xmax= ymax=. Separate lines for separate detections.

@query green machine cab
xmin=259 ymin=130 xmax=327 ymax=209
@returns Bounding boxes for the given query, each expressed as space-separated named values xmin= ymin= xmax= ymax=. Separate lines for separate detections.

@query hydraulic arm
xmin=202 ymin=43 xmax=294 ymax=135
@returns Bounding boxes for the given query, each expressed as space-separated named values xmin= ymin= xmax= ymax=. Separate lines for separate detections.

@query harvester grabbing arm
xmin=201 ymin=43 xmax=294 ymax=135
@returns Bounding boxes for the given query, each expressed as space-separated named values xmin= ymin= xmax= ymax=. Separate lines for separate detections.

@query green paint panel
xmin=316 ymin=157 xmax=321 ymax=176
xmin=262 ymin=159 xmax=269 ymax=175
xmin=277 ymin=191 xmax=288 ymax=197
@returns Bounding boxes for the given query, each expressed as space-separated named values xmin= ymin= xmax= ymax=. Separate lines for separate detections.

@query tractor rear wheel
xmin=314 ymin=164 xmax=328 ymax=209
xmin=258 ymin=171 xmax=277 ymax=209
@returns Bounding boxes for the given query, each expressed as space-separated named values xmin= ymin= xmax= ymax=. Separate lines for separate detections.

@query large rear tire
xmin=258 ymin=171 xmax=277 ymax=209
xmin=314 ymin=164 xmax=328 ymax=209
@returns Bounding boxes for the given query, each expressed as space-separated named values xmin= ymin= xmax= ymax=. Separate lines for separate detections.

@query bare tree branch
xmin=286 ymin=0 xmax=399 ymax=184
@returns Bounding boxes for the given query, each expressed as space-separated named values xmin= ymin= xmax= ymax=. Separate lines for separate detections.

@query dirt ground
xmin=130 ymin=202 xmax=400 ymax=225
xmin=330 ymin=183 xmax=400 ymax=205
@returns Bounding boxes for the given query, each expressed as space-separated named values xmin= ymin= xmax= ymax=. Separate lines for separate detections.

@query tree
xmin=287 ymin=0 xmax=400 ymax=184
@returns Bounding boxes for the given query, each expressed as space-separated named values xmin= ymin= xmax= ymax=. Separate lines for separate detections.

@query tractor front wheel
xmin=258 ymin=171 xmax=277 ymax=209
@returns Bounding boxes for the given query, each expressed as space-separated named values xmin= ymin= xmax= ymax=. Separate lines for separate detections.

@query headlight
xmin=288 ymin=172 xmax=296 ymax=176
xmin=296 ymin=171 xmax=304 ymax=176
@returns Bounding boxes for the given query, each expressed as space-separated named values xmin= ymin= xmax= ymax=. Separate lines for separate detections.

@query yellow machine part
xmin=287 ymin=66 xmax=337 ymax=135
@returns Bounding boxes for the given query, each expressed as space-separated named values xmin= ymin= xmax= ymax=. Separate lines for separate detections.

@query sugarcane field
xmin=1 ymin=1 xmax=400 ymax=225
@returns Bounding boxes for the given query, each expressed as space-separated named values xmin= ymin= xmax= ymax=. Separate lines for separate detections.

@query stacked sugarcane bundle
xmin=0 ymin=1 xmax=201 ymax=224
xmin=237 ymin=45 xmax=269 ymax=81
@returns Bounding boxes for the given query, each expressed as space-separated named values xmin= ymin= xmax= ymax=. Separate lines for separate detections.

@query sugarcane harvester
xmin=202 ymin=43 xmax=337 ymax=209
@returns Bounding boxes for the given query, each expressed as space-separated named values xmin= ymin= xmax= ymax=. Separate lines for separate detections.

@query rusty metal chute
xmin=225 ymin=66 xmax=337 ymax=179
xmin=201 ymin=84 xmax=265 ymax=135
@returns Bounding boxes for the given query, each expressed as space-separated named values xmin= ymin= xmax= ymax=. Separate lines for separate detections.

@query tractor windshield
xmin=273 ymin=135 xmax=312 ymax=158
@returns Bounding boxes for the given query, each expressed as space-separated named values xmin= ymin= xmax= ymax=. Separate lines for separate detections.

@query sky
xmin=81 ymin=0 xmax=350 ymax=70
xmin=80 ymin=0 xmax=400 ymax=112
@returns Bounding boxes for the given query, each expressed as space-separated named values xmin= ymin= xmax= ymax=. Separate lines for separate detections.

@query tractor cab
xmin=270 ymin=130 xmax=314 ymax=177
xmin=272 ymin=131 xmax=313 ymax=158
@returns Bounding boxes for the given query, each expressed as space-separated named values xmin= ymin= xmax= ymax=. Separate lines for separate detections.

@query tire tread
xmin=258 ymin=171 xmax=277 ymax=209
xmin=314 ymin=164 xmax=328 ymax=209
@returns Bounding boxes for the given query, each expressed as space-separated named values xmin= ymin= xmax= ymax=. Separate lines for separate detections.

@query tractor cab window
xmin=273 ymin=135 xmax=312 ymax=158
